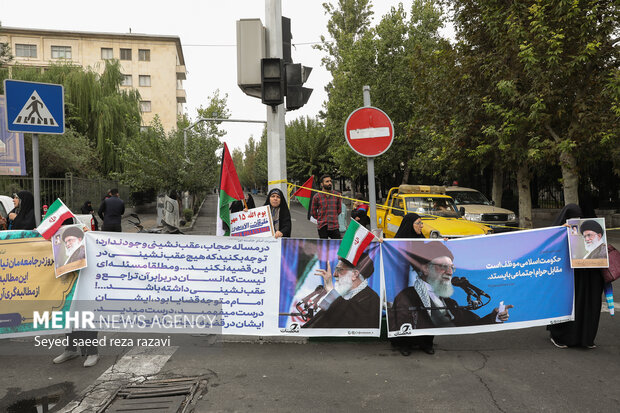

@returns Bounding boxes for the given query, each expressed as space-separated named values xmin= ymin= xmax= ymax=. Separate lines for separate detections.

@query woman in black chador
xmin=548 ymin=203 xmax=604 ymax=349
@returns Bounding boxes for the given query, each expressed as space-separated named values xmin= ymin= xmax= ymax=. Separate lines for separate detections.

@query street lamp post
xmin=183 ymin=118 xmax=267 ymax=158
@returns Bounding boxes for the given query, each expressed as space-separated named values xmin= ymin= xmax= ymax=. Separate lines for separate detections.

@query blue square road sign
xmin=3 ymin=79 xmax=65 ymax=134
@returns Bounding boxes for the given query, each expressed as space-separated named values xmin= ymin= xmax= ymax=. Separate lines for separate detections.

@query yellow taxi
xmin=377 ymin=185 xmax=492 ymax=238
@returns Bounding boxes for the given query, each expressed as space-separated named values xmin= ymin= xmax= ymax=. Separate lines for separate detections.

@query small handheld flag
xmin=338 ymin=219 xmax=375 ymax=265
xmin=36 ymin=199 xmax=76 ymax=240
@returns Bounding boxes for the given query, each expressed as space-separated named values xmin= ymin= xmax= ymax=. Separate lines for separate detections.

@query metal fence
xmin=0 ymin=173 xmax=131 ymax=213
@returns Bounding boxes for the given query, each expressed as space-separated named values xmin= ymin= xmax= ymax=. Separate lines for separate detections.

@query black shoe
xmin=421 ymin=346 xmax=435 ymax=355
xmin=399 ymin=347 xmax=412 ymax=356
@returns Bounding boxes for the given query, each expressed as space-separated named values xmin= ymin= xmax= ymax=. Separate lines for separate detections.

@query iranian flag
xmin=36 ymin=199 xmax=76 ymax=240
xmin=292 ymin=176 xmax=314 ymax=211
xmin=338 ymin=219 xmax=375 ymax=265
xmin=217 ymin=143 xmax=245 ymax=236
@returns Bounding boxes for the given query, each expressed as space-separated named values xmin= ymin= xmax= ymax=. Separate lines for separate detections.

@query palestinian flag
xmin=217 ymin=143 xmax=244 ymax=236
xmin=36 ymin=199 xmax=76 ymax=240
xmin=292 ymin=176 xmax=314 ymax=211
xmin=338 ymin=219 xmax=375 ymax=265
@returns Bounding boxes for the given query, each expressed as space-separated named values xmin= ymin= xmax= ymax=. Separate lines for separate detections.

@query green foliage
xmin=286 ymin=116 xmax=332 ymax=181
xmin=0 ymin=22 xmax=13 ymax=66
xmin=115 ymin=91 xmax=225 ymax=194
xmin=183 ymin=208 xmax=193 ymax=223
xmin=0 ymin=61 xmax=141 ymax=176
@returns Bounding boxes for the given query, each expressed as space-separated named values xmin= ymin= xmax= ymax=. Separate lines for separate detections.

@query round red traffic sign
xmin=344 ymin=106 xmax=394 ymax=157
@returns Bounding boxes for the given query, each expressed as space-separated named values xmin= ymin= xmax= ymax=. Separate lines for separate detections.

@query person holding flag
xmin=36 ymin=198 xmax=77 ymax=239
xmin=263 ymin=188 xmax=291 ymax=238
xmin=302 ymin=220 xmax=380 ymax=329
xmin=217 ymin=143 xmax=245 ymax=236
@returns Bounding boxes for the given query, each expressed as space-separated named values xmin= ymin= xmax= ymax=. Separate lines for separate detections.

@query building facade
xmin=0 ymin=26 xmax=186 ymax=131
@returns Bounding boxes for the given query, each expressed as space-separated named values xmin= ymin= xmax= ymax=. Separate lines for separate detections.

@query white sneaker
xmin=53 ymin=350 xmax=79 ymax=364
xmin=83 ymin=354 xmax=99 ymax=367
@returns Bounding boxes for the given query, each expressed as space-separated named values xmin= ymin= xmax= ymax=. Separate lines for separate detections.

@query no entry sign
xmin=344 ymin=106 xmax=393 ymax=157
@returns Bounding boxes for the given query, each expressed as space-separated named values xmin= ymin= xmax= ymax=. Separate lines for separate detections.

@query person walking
xmin=98 ymin=188 xmax=124 ymax=232
xmin=310 ymin=175 xmax=341 ymax=239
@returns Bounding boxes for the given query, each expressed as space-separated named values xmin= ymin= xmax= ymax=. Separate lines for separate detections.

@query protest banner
xmin=0 ymin=230 xmax=78 ymax=338
xmin=73 ymin=232 xmax=282 ymax=335
xmin=277 ymin=239 xmax=382 ymax=337
xmin=230 ymin=206 xmax=274 ymax=237
xmin=383 ymin=227 xmax=574 ymax=337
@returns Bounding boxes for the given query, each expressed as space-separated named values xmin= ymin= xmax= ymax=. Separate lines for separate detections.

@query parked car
xmin=445 ymin=186 xmax=518 ymax=232
xmin=0 ymin=195 xmax=14 ymax=219
xmin=377 ymin=185 xmax=492 ymax=238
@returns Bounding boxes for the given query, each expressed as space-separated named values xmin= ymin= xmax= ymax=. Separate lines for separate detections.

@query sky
xmin=0 ymin=0 xmax=417 ymax=152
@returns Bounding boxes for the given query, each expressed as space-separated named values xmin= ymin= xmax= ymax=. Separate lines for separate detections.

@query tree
xmin=286 ymin=116 xmax=332 ymax=181
xmin=449 ymin=0 xmax=620 ymax=214
xmin=1 ymin=62 xmax=142 ymax=176
xmin=116 ymin=91 xmax=227 ymax=194
xmin=0 ymin=22 xmax=13 ymax=66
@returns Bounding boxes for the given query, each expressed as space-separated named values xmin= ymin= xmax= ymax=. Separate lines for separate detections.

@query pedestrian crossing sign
xmin=3 ymin=80 xmax=64 ymax=134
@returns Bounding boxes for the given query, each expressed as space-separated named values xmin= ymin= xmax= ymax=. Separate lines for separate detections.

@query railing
xmin=0 ymin=173 xmax=131 ymax=213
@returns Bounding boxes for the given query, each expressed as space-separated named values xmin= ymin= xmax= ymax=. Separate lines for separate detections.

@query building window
xmin=15 ymin=44 xmax=37 ymax=58
xmin=138 ymin=49 xmax=150 ymax=61
xmin=139 ymin=75 xmax=151 ymax=87
xmin=51 ymin=45 xmax=72 ymax=59
xmin=101 ymin=48 xmax=113 ymax=60
xmin=140 ymin=101 xmax=151 ymax=112
xmin=120 ymin=48 xmax=132 ymax=60
xmin=121 ymin=75 xmax=132 ymax=86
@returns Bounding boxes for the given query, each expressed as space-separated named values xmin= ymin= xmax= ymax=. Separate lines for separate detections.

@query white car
xmin=445 ymin=186 xmax=518 ymax=232
xmin=0 ymin=195 xmax=14 ymax=219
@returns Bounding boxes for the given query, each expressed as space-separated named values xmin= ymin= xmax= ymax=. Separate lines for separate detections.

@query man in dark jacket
xmin=98 ymin=188 xmax=124 ymax=232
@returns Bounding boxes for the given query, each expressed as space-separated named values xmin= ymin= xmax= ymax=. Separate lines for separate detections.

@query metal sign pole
xmin=32 ymin=133 xmax=41 ymax=225
xmin=363 ymin=85 xmax=378 ymax=231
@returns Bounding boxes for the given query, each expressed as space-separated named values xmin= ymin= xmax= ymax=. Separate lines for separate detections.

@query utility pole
xmin=265 ymin=0 xmax=288 ymax=196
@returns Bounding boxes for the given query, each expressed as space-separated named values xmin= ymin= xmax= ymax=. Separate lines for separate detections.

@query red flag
xmin=292 ymin=176 xmax=314 ymax=211
xmin=217 ymin=143 xmax=244 ymax=236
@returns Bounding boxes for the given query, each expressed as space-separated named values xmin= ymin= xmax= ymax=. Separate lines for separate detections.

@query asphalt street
xmin=0 ymin=194 xmax=618 ymax=412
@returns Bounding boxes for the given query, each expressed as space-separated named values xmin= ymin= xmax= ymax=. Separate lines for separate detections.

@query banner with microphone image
xmin=383 ymin=227 xmax=573 ymax=337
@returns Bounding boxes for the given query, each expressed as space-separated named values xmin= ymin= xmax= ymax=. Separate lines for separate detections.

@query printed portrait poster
xmin=278 ymin=239 xmax=382 ymax=337
xmin=566 ymin=218 xmax=609 ymax=268
xmin=0 ymin=230 xmax=78 ymax=338
xmin=230 ymin=206 xmax=274 ymax=238
xmin=52 ymin=224 xmax=88 ymax=277
xmin=383 ymin=227 xmax=574 ymax=338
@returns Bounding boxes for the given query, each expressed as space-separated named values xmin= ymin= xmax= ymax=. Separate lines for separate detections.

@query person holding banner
xmin=549 ymin=204 xmax=604 ymax=349
xmin=392 ymin=213 xmax=436 ymax=355
xmin=391 ymin=242 xmax=512 ymax=349
xmin=263 ymin=188 xmax=291 ymax=238
xmin=302 ymin=252 xmax=380 ymax=329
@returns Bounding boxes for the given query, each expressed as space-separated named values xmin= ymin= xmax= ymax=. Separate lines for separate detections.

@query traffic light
xmin=285 ymin=63 xmax=312 ymax=111
xmin=282 ymin=16 xmax=292 ymax=64
xmin=261 ymin=58 xmax=285 ymax=106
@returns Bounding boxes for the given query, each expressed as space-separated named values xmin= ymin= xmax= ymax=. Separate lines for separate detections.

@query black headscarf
xmin=394 ymin=213 xmax=425 ymax=239
xmin=264 ymin=188 xmax=291 ymax=237
xmin=11 ymin=190 xmax=36 ymax=230
xmin=552 ymin=203 xmax=582 ymax=226
xmin=81 ymin=200 xmax=93 ymax=214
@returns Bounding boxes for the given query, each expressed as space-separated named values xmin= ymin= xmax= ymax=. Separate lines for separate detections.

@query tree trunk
xmin=559 ymin=150 xmax=579 ymax=206
xmin=491 ymin=164 xmax=503 ymax=207
xmin=401 ymin=165 xmax=410 ymax=185
xmin=517 ymin=163 xmax=533 ymax=229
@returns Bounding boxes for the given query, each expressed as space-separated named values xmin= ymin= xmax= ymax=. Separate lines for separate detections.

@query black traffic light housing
xmin=285 ymin=63 xmax=312 ymax=111
xmin=261 ymin=58 xmax=285 ymax=106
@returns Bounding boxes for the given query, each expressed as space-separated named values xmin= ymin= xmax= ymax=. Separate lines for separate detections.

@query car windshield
xmin=447 ymin=190 xmax=491 ymax=206
xmin=405 ymin=196 xmax=460 ymax=217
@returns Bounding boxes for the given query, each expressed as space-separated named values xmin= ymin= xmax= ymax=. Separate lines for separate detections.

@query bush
xmin=183 ymin=208 xmax=193 ymax=223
